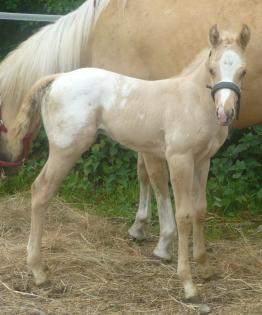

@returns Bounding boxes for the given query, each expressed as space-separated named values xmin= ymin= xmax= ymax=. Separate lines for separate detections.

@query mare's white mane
xmin=0 ymin=0 xmax=110 ymax=113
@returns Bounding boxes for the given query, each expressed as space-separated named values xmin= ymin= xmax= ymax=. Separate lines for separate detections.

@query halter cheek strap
xmin=207 ymin=81 xmax=241 ymax=119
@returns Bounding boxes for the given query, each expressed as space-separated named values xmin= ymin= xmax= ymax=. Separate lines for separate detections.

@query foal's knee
xmin=176 ymin=212 xmax=193 ymax=228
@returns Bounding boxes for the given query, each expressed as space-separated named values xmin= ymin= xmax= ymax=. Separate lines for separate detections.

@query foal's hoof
xmin=128 ymin=226 xmax=146 ymax=241
xmin=35 ymin=273 xmax=48 ymax=286
xmin=198 ymin=304 xmax=211 ymax=314
xmin=153 ymin=247 xmax=172 ymax=262
xmin=32 ymin=265 xmax=48 ymax=286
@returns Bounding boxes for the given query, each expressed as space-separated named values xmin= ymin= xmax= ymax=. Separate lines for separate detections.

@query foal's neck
xmin=189 ymin=56 xmax=210 ymax=91
xmin=169 ymin=49 xmax=211 ymax=99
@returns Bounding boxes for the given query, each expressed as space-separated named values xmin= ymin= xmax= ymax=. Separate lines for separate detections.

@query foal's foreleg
xmin=142 ymin=154 xmax=176 ymax=261
xmin=128 ymin=154 xmax=152 ymax=241
xmin=167 ymin=153 xmax=198 ymax=301
xmin=27 ymin=147 xmax=83 ymax=285
xmin=193 ymin=160 xmax=214 ymax=279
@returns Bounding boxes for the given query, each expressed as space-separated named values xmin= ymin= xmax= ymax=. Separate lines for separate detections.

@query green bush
xmin=208 ymin=126 xmax=262 ymax=215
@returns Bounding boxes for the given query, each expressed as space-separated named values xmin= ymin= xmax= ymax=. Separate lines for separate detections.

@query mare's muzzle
xmin=207 ymin=81 xmax=241 ymax=120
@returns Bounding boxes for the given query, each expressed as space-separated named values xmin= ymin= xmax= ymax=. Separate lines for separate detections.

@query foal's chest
xmin=197 ymin=127 xmax=228 ymax=160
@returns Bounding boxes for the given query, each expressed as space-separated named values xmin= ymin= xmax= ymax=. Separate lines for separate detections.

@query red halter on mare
xmin=0 ymin=106 xmax=34 ymax=168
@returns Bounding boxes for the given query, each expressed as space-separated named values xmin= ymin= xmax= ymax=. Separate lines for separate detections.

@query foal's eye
xmin=209 ymin=68 xmax=215 ymax=76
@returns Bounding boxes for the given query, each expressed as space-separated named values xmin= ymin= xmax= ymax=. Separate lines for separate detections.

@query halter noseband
xmin=207 ymin=81 xmax=241 ymax=120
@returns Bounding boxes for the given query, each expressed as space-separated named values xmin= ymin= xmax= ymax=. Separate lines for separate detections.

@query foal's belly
xmin=99 ymin=121 xmax=166 ymax=158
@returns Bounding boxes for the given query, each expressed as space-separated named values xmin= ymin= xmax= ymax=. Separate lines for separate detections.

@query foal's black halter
xmin=206 ymin=82 xmax=241 ymax=120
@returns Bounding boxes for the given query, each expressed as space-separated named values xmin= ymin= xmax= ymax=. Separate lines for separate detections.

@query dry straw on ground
xmin=0 ymin=193 xmax=261 ymax=315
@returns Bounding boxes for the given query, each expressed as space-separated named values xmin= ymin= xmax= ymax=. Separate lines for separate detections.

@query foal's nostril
xmin=224 ymin=108 xmax=235 ymax=124
xmin=227 ymin=108 xmax=235 ymax=119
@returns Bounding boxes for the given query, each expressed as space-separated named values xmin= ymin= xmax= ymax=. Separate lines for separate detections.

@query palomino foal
xmin=10 ymin=25 xmax=250 ymax=301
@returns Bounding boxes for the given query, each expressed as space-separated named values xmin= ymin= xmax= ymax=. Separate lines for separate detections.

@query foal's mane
xmin=0 ymin=0 xmax=110 ymax=114
xmin=180 ymin=49 xmax=210 ymax=77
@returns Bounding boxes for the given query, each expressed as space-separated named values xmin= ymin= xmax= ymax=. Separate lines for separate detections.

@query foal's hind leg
xmin=128 ymin=154 xmax=152 ymax=241
xmin=142 ymin=153 xmax=176 ymax=261
xmin=193 ymin=159 xmax=214 ymax=280
xmin=27 ymin=144 xmax=90 ymax=285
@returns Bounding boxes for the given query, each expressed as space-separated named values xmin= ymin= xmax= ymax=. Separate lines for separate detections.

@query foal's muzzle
xmin=207 ymin=81 xmax=241 ymax=125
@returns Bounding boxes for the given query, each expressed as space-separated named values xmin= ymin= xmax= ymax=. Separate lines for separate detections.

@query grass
xmin=0 ymin=194 xmax=261 ymax=315
xmin=1 ymin=166 xmax=261 ymax=246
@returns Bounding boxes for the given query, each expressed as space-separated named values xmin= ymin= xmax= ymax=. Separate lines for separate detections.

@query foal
xmin=10 ymin=25 xmax=250 ymax=301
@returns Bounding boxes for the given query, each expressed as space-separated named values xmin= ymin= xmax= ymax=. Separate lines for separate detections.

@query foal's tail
xmin=14 ymin=74 xmax=58 ymax=139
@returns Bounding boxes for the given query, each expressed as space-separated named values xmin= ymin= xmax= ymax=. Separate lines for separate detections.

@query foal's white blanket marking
xmin=42 ymin=69 xmax=138 ymax=148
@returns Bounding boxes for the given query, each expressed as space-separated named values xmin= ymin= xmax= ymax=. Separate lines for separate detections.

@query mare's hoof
xmin=153 ymin=248 xmax=172 ymax=262
xmin=128 ymin=226 xmax=146 ymax=241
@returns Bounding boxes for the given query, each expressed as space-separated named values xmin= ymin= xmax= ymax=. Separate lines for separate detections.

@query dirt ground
xmin=0 ymin=194 xmax=261 ymax=315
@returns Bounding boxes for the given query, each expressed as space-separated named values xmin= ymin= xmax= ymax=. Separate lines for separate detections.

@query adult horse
xmin=0 ymin=0 xmax=261 ymax=259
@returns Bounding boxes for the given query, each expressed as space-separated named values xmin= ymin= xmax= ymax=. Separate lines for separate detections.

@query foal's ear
xmin=209 ymin=24 xmax=220 ymax=48
xmin=238 ymin=24 xmax=251 ymax=49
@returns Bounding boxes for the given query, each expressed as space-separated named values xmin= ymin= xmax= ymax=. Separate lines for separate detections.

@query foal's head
xmin=207 ymin=24 xmax=250 ymax=125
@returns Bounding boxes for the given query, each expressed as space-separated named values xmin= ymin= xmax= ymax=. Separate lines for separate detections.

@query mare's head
xmin=207 ymin=24 xmax=250 ymax=125
xmin=0 ymin=94 xmax=36 ymax=172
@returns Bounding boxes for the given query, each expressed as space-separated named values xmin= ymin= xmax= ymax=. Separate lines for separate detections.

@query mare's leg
xmin=143 ymin=153 xmax=176 ymax=261
xmin=27 ymin=143 xmax=92 ymax=285
xmin=167 ymin=152 xmax=198 ymax=301
xmin=193 ymin=159 xmax=214 ymax=279
xmin=128 ymin=154 xmax=152 ymax=241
